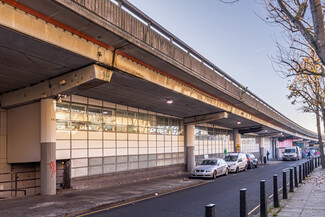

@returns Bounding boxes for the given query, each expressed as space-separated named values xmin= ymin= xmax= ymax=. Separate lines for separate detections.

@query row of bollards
xmin=204 ymin=158 xmax=322 ymax=217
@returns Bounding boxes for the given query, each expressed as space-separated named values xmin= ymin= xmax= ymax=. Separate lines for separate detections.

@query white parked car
xmin=191 ymin=158 xmax=228 ymax=179
xmin=224 ymin=153 xmax=248 ymax=173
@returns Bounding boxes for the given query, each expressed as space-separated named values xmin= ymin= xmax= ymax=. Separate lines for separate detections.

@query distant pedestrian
xmin=266 ymin=151 xmax=270 ymax=160
xmin=307 ymin=151 xmax=311 ymax=159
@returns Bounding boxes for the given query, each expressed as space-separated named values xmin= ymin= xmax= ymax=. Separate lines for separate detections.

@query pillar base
xmin=41 ymin=142 xmax=56 ymax=195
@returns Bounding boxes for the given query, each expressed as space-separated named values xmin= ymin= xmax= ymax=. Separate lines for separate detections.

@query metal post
xmin=260 ymin=180 xmax=267 ymax=217
xmin=15 ymin=173 xmax=18 ymax=197
xmin=205 ymin=204 xmax=216 ymax=217
xmin=263 ymin=156 xmax=267 ymax=164
xmin=299 ymin=164 xmax=302 ymax=184
xmin=318 ymin=157 xmax=321 ymax=166
xmin=294 ymin=166 xmax=298 ymax=187
xmin=282 ymin=171 xmax=287 ymax=199
xmin=307 ymin=161 xmax=309 ymax=176
xmin=273 ymin=175 xmax=279 ymax=208
xmin=302 ymin=163 xmax=305 ymax=180
xmin=315 ymin=158 xmax=318 ymax=168
xmin=289 ymin=168 xmax=294 ymax=192
xmin=240 ymin=188 xmax=248 ymax=217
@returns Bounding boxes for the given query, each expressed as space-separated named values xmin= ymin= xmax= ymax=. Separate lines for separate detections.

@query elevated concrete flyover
xmin=0 ymin=0 xmax=316 ymax=140
xmin=0 ymin=0 xmax=318 ymax=196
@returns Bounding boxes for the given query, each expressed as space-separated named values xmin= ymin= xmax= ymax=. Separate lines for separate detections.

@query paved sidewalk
xmin=0 ymin=174 xmax=207 ymax=217
xmin=271 ymin=167 xmax=325 ymax=217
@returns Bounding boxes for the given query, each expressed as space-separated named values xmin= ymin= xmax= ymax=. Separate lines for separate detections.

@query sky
xmin=127 ymin=0 xmax=316 ymax=132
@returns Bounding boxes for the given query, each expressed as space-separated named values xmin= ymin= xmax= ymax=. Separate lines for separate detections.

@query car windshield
xmin=285 ymin=149 xmax=295 ymax=153
xmin=224 ymin=155 xmax=237 ymax=161
xmin=200 ymin=160 xmax=217 ymax=165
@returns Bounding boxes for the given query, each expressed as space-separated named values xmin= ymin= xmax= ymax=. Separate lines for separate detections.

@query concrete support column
xmin=259 ymin=137 xmax=264 ymax=163
xmin=40 ymin=99 xmax=56 ymax=195
xmin=186 ymin=125 xmax=195 ymax=172
xmin=234 ymin=129 xmax=241 ymax=153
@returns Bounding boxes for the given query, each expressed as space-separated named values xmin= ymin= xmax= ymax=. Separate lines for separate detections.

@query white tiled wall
xmin=56 ymin=96 xmax=185 ymax=178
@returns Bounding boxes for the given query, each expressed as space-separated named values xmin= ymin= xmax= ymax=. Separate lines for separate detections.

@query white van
xmin=283 ymin=146 xmax=302 ymax=161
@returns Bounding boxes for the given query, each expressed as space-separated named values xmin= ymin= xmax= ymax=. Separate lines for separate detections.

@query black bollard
xmin=264 ymin=156 xmax=267 ymax=164
xmin=289 ymin=168 xmax=294 ymax=192
xmin=302 ymin=163 xmax=305 ymax=180
xmin=299 ymin=164 xmax=302 ymax=184
xmin=260 ymin=180 xmax=267 ymax=217
xmin=205 ymin=204 xmax=216 ymax=217
xmin=273 ymin=175 xmax=279 ymax=208
xmin=307 ymin=161 xmax=309 ymax=176
xmin=318 ymin=157 xmax=321 ymax=167
xmin=240 ymin=188 xmax=248 ymax=217
xmin=294 ymin=166 xmax=298 ymax=187
xmin=282 ymin=171 xmax=287 ymax=199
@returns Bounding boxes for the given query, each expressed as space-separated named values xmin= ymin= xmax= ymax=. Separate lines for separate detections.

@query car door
xmin=217 ymin=160 xmax=223 ymax=175
xmin=240 ymin=154 xmax=246 ymax=169
xmin=237 ymin=157 xmax=243 ymax=170
xmin=219 ymin=160 xmax=226 ymax=174
xmin=242 ymin=154 xmax=247 ymax=168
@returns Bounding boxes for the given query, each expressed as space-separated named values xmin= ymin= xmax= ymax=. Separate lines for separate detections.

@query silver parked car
xmin=224 ymin=152 xmax=248 ymax=173
xmin=191 ymin=158 xmax=229 ymax=179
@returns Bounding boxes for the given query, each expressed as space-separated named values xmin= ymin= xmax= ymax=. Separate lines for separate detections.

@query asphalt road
xmin=79 ymin=160 xmax=307 ymax=217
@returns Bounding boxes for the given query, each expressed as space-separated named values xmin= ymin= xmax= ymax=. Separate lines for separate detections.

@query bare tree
xmin=271 ymin=36 xmax=325 ymax=76
xmin=265 ymin=0 xmax=325 ymax=68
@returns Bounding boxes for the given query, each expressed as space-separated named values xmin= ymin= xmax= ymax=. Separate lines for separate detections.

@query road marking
xmin=248 ymin=185 xmax=286 ymax=215
xmin=76 ymin=181 xmax=208 ymax=217
xmin=248 ymin=204 xmax=260 ymax=215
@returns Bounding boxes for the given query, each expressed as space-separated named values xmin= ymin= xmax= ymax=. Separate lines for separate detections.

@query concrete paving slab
xmin=276 ymin=210 xmax=302 ymax=217
xmin=272 ymin=167 xmax=325 ymax=217
xmin=300 ymin=209 xmax=325 ymax=217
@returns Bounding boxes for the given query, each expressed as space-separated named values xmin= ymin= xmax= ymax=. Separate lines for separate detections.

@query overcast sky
xmin=127 ymin=0 xmax=316 ymax=132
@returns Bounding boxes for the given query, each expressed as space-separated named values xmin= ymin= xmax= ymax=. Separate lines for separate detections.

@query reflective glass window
xmin=103 ymin=109 xmax=115 ymax=132
xmin=88 ymin=107 xmax=102 ymax=131
xmin=116 ymin=110 xmax=127 ymax=133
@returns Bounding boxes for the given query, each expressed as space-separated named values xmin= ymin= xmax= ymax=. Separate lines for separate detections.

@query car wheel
xmin=236 ymin=167 xmax=239 ymax=173
xmin=225 ymin=168 xmax=228 ymax=176
xmin=255 ymin=163 xmax=258 ymax=168
xmin=213 ymin=170 xmax=217 ymax=179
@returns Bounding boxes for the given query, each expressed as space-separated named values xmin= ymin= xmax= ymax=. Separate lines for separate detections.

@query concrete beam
xmin=184 ymin=112 xmax=229 ymax=125
xmin=0 ymin=64 xmax=113 ymax=108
